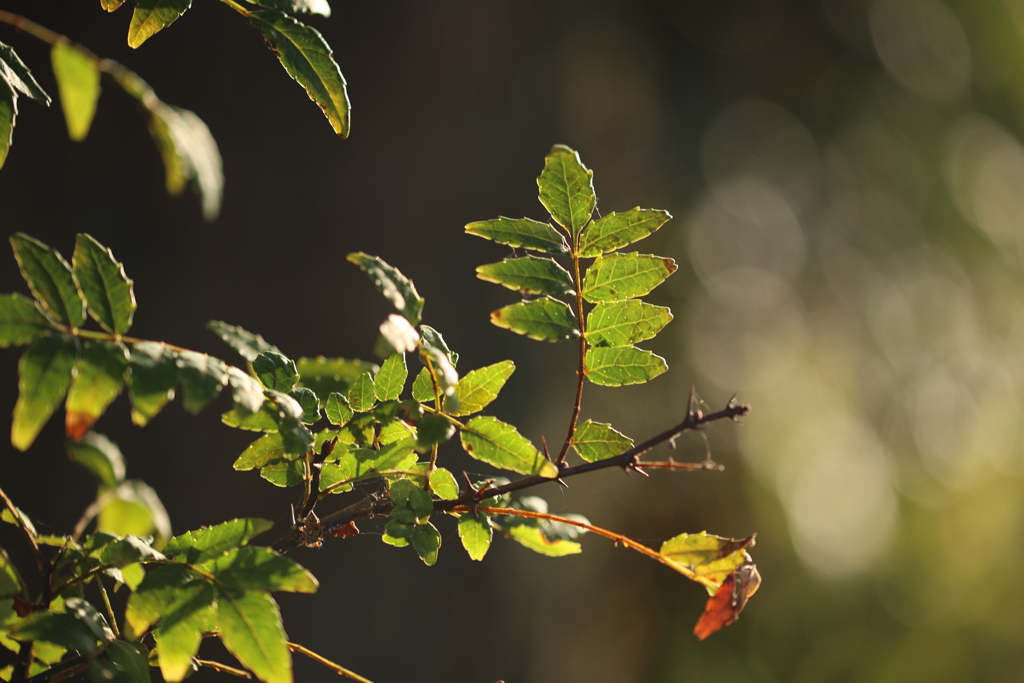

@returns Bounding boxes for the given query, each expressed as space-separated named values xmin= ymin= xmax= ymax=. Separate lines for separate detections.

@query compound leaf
xmin=10 ymin=233 xmax=85 ymax=327
xmin=460 ymin=416 xmax=558 ymax=477
xmin=0 ymin=293 xmax=56 ymax=348
xmin=127 ymin=0 xmax=192 ymax=48
xmin=476 ymin=256 xmax=574 ymax=298
xmin=582 ymin=253 xmax=677 ymax=303
xmin=577 ymin=208 xmax=671 ymax=257
xmin=585 ymin=346 xmax=667 ymax=386
xmin=571 ymin=419 xmax=633 ymax=463
xmin=465 ymin=217 xmax=570 ymax=254
xmin=249 ymin=9 xmax=350 ymax=138
xmin=586 ymin=300 xmax=672 ymax=347
xmin=217 ymin=590 xmax=291 ymax=683
xmin=51 ymin=43 xmax=101 ymax=141
xmin=65 ymin=341 xmax=128 ymax=441
xmin=490 ymin=297 xmax=578 ymax=342
xmin=537 ymin=144 xmax=595 ymax=240
xmin=12 ymin=335 xmax=77 ymax=451
xmin=346 ymin=252 xmax=423 ymax=325
xmin=444 ymin=360 xmax=514 ymax=416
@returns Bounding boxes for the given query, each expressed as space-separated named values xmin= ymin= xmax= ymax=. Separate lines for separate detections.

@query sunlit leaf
xmin=347 ymin=372 xmax=376 ymax=412
xmin=66 ymin=431 xmax=126 ymax=488
xmin=226 ymin=366 xmax=265 ymax=416
xmin=537 ymin=144 xmax=595 ymax=240
xmin=127 ymin=341 xmax=177 ymax=426
xmin=176 ymin=350 xmax=227 ymax=414
xmin=289 ymin=386 xmax=320 ymax=424
xmin=465 ymin=217 xmax=570 ymax=254
xmin=444 ymin=360 xmax=514 ymax=416
xmin=50 ymin=44 xmax=100 ymax=141
xmin=585 ymin=346 xmax=667 ymax=386
xmin=411 ymin=367 xmax=434 ymax=403
xmin=265 ymin=390 xmax=314 ymax=455
xmin=324 ymin=392 xmax=353 ymax=427
xmin=249 ymin=9 xmax=350 ymax=138
xmin=247 ymin=0 xmax=331 ymax=17
xmin=460 ymin=416 xmax=558 ymax=477
xmin=207 ymin=320 xmax=281 ymax=362
xmin=571 ymin=419 xmax=633 ymax=463
xmin=507 ymin=525 xmax=581 ymax=557
xmin=12 ymin=335 xmax=77 ymax=451
xmin=335 ymin=439 xmax=416 ymax=480
xmin=476 ymin=256 xmax=574 ymax=297
xmin=586 ymin=300 xmax=672 ymax=347
xmin=8 ymin=611 xmax=100 ymax=653
xmin=457 ymin=514 xmax=492 ymax=561
xmin=490 ymin=297 xmax=578 ymax=342
xmin=162 ymin=518 xmax=274 ymax=565
xmin=0 ymin=293 xmax=56 ymax=348
xmin=346 ymin=252 xmax=423 ymax=325
xmin=659 ymin=532 xmax=756 ymax=589
xmin=217 ymin=590 xmax=292 ymax=683
xmin=124 ymin=563 xmax=204 ymax=638
xmin=198 ymin=546 xmax=318 ymax=594
xmin=65 ymin=340 xmax=128 ymax=440
xmin=295 ymin=356 xmax=377 ymax=399
xmin=374 ymin=353 xmax=407 ymax=402
xmin=234 ymin=433 xmax=288 ymax=471
xmin=97 ymin=480 xmax=171 ymax=547
xmin=10 ymin=233 xmax=85 ymax=327
xmin=428 ymin=467 xmax=459 ymax=500
xmin=127 ymin=0 xmax=193 ymax=48
xmin=582 ymin=253 xmax=677 ymax=303
xmin=253 ymin=352 xmax=299 ymax=392
xmin=411 ymin=522 xmax=441 ymax=566
xmin=0 ymin=42 xmax=51 ymax=104
xmin=102 ymin=0 xmax=126 ymax=11
xmin=577 ymin=208 xmax=671 ymax=257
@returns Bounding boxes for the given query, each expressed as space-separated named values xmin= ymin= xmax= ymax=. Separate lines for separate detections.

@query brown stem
xmin=555 ymin=253 xmax=588 ymax=465
xmin=0 ymin=486 xmax=45 ymax=578
xmin=288 ymin=642 xmax=377 ymax=683
xmin=196 ymin=660 xmax=253 ymax=679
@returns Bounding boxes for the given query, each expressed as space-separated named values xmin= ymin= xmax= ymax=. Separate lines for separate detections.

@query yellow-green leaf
xmin=127 ymin=0 xmax=193 ymax=48
xmin=444 ymin=360 xmax=514 ymax=416
xmin=537 ymin=144 xmax=595 ymax=240
xmin=51 ymin=44 xmax=100 ymax=141
xmin=465 ymin=217 xmax=570 ymax=254
xmin=659 ymin=532 xmax=755 ymax=590
xmin=12 ymin=335 xmax=77 ymax=451
xmin=476 ymin=256 xmax=574 ymax=297
xmin=577 ymin=208 xmax=671 ymax=257
xmin=460 ymin=416 xmax=558 ymax=477
xmin=571 ymin=419 xmax=633 ymax=463
xmin=586 ymin=300 xmax=672 ymax=347
xmin=490 ymin=297 xmax=578 ymax=342
xmin=581 ymin=252 xmax=677 ymax=303
xmin=584 ymin=346 xmax=667 ymax=386
xmin=64 ymin=341 xmax=128 ymax=441
xmin=217 ymin=590 xmax=292 ymax=683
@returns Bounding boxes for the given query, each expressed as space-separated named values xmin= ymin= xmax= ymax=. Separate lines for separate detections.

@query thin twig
xmin=97 ymin=580 xmax=120 ymax=640
xmin=0 ymin=485 xmax=45 ymax=576
xmin=288 ymin=642 xmax=377 ymax=683
xmin=555 ymin=252 xmax=588 ymax=466
xmin=196 ymin=659 xmax=253 ymax=679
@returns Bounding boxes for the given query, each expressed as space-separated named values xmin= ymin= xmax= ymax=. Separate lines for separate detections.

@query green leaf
xmin=66 ymin=431 xmax=126 ymax=488
xmin=93 ymin=639 xmax=153 ymax=683
xmin=207 ymin=320 xmax=281 ymax=362
xmin=0 ymin=547 xmax=24 ymax=598
xmin=346 ymin=252 xmax=423 ymax=325
xmin=10 ymin=233 xmax=86 ymax=327
xmin=571 ymin=419 xmax=633 ymax=463
xmin=411 ymin=367 xmax=434 ymax=403
xmin=222 ymin=402 xmax=279 ymax=432
xmin=127 ymin=341 xmax=177 ymax=426
xmin=64 ymin=340 xmax=128 ymax=440
xmin=457 ymin=514 xmax=492 ymax=561
xmin=325 ymin=392 xmax=353 ymax=426
xmin=379 ymin=418 xmax=414 ymax=445
xmin=234 ymin=433 xmax=288 ymax=471
xmin=537 ymin=144 xmax=595 ymax=240
xmin=581 ymin=253 xmax=677 ymax=303
xmin=8 ymin=611 xmax=100 ymax=652
xmin=248 ymin=9 xmax=350 ymax=138
xmin=374 ymin=353 xmax=407 ymax=402
xmin=70 ymin=234 xmax=135 ymax=334
xmin=411 ymin=523 xmax=441 ymax=566
xmin=389 ymin=479 xmax=433 ymax=525
xmin=347 ymin=372 xmax=376 ymax=412
xmin=248 ymin=0 xmax=331 ymax=16
xmin=418 ymin=326 xmax=458 ymax=399
xmin=335 ymin=439 xmax=416 ymax=481
xmin=176 ymin=350 xmax=227 ymax=414
xmin=127 ymin=0 xmax=193 ymax=48
xmin=163 ymin=518 xmax=274 ymax=565
xmin=476 ymin=256 xmax=574 ymax=297
xmin=428 ymin=468 xmax=459 ymax=500
xmin=0 ymin=42 xmax=51 ymax=104
xmin=585 ymin=346 xmax=667 ymax=386
xmin=124 ymin=563 xmax=204 ymax=638
xmin=659 ymin=532 xmax=755 ymax=588
xmin=97 ymin=481 xmax=171 ymax=546
xmin=89 ymin=534 xmax=165 ymax=568
xmin=217 ymin=590 xmax=292 ymax=683
xmin=460 ymin=416 xmax=558 ymax=477
xmin=260 ymin=459 xmax=304 ymax=488
xmin=152 ymin=587 xmax=215 ymax=681
xmin=253 ymin=352 xmax=299 ymax=392
xmin=444 ymin=360 xmax=514 ymax=416
xmin=508 ymin=526 xmax=581 ymax=557
xmin=381 ymin=519 xmax=413 ymax=548
xmin=289 ymin=387 xmax=320 ymax=424
xmin=102 ymin=0 xmax=126 ymax=11
xmin=51 ymin=44 xmax=100 ymax=142
xmin=227 ymin=366 xmax=266 ymax=415
xmin=198 ymin=546 xmax=317 ymax=594
xmin=265 ymin=390 xmax=314 ymax=455
xmin=12 ymin=335 xmax=77 ymax=451
xmin=0 ymin=79 xmax=14 ymax=170
xmin=490 ymin=297 xmax=578 ymax=342
xmin=295 ymin=356 xmax=377 ymax=399
xmin=465 ymin=217 xmax=570 ymax=254
xmin=415 ymin=413 xmax=454 ymax=448
xmin=577 ymin=208 xmax=672 ymax=257
xmin=0 ymin=293 xmax=55 ymax=348
xmin=586 ymin=300 xmax=672 ymax=347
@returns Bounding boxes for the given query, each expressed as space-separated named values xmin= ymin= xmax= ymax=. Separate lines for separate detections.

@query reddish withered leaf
xmin=329 ymin=521 xmax=359 ymax=538
xmin=693 ymin=564 xmax=761 ymax=640
xmin=65 ymin=411 xmax=94 ymax=441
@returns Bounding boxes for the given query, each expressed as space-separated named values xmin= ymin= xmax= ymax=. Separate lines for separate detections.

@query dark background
xmin=4 ymin=1 xmax=1024 ymax=681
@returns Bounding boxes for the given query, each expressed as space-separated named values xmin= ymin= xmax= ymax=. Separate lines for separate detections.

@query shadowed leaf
xmin=12 ymin=335 xmax=77 ymax=451
xmin=465 ymin=217 xmax=569 ymax=254
xmin=248 ymin=0 xmax=331 ymax=16
xmin=208 ymin=321 xmax=281 ymax=362
xmin=217 ymin=590 xmax=292 ymax=683
xmin=10 ymin=233 xmax=85 ymax=327
xmin=66 ymin=432 xmax=125 ymax=488
xmin=0 ymin=42 xmax=51 ymax=104
xmin=65 ymin=341 xmax=128 ymax=440
xmin=490 ymin=297 xmax=578 ymax=342
xmin=51 ymin=44 xmax=100 ymax=141
xmin=347 ymin=253 xmax=423 ymax=325
xmin=0 ymin=293 xmax=56 ymax=348
xmin=127 ymin=341 xmax=177 ymax=426
xmin=72 ymin=234 xmax=136 ymax=335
